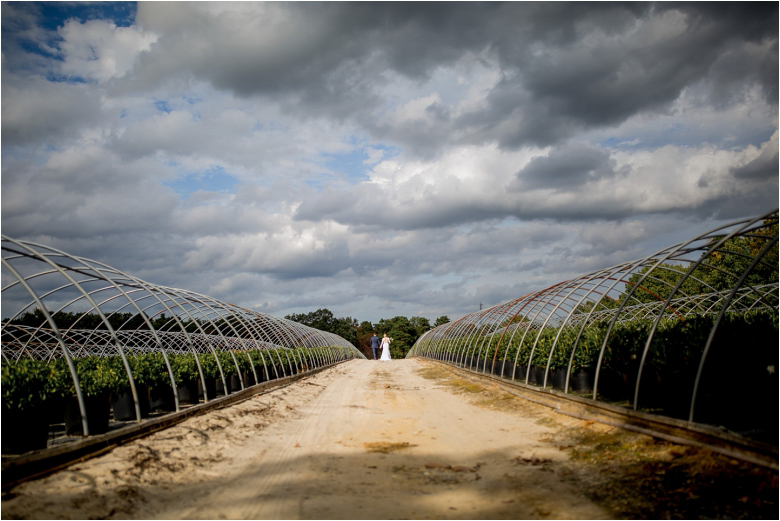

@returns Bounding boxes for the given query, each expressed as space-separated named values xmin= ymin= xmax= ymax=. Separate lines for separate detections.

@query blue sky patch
xmin=37 ymin=2 xmax=136 ymax=30
xmin=164 ymin=166 xmax=238 ymax=198
xmin=324 ymin=144 xmax=400 ymax=182
xmin=154 ymin=100 xmax=172 ymax=114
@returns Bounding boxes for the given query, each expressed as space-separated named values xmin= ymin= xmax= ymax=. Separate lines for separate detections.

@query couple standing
xmin=370 ymin=332 xmax=392 ymax=361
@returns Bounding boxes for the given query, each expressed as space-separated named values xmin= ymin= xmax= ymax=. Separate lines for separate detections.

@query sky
xmin=2 ymin=2 xmax=778 ymax=324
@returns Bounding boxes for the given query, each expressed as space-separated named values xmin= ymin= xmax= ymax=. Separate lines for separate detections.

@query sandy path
xmin=3 ymin=359 xmax=610 ymax=519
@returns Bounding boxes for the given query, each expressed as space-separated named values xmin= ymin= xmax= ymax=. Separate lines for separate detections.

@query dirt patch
xmin=418 ymin=362 xmax=779 ymax=520
xmin=364 ymin=442 xmax=417 ymax=453
xmin=560 ymin=428 xmax=779 ymax=519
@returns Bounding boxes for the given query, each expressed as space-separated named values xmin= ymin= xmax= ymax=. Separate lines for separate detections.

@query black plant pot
xmin=595 ymin=369 xmax=628 ymax=401
xmin=149 ymin=385 xmax=176 ymax=411
xmin=658 ymin=369 xmax=696 ymax=419
xmin=65 ymin=394 xmax=110 ymax=436
xmin=502 ymin=363 xmax=516 ymax=380
xmin=199 ymin=378 xmax=218 ymax=401
xmin=47 ymin=396 xmax=65 ymax=425
xmin=533 ymin=366 xmax=548 ymax=387
xmin=2 ymin=403 xmax=52 ymax=454
xmin=178 ymin=381 xmax=199 ymax=405
xmin=229 ymin=373 xmax=244 ymax=393
xmin=112 ymin=385 xmax=151 ymax=421
xmin=571 ymin=368 xmax=595 ymax=393
xmin=551 ymin=369 xmax=567 ymax=391
xmin=215 ymin=377 xmax=232 ymax=397
xmin=244 ymin=371 xmax=257 ymax=387
xmin=516 ymin=365 xmax=529 ymax=383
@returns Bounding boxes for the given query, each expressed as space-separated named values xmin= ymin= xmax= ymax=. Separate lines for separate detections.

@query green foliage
xmin=217 ymin=351 xmax=237 ymax=376
xmin=701 ymin=220 xmax=778 ymax=293
xmin=409 ymin=316 xmax=431 ymax=337
xmin=427 ymin=310 xmax=777 ymax=388
xmin=266 ymin=349 xmax=286 ymax=373
xmin=285 ymin=308 xmax=359 ymax=346
xmin=2 ymin=358 xmax=60 ymax=411
xmin=197 ymin=353 xmax=219 ymax=379
xmin=376 ymin=316 xmax=419 ymax=358
xmin=285 ymin=308 xmax=438 ymax=359
xmin=67 ymin=356 xmax=124 ymax=397
xmin=621 ymin=263 xmax=706 ymax=305
xmin=248 ymin=349 xmax=273 ymax=376
xmin=619 ymin=221 xmax=778 ymax=306
xmin=124 ymin=352 xmax=171 ymax=389
xmin=433 ymin=316 xmax=451 ymax=328
xmin=170 ymin=353 xmax=199 ymax=384
xmin=234 ymin=351 xmax=252 ymax=373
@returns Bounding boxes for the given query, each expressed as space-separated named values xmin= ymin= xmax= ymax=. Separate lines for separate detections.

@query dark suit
xmin=370 ymin=335 xmax=381 ymax=359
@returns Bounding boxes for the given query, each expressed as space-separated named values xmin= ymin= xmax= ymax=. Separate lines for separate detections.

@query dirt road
xmin=2 ymin=359 xmax=776 ymax=519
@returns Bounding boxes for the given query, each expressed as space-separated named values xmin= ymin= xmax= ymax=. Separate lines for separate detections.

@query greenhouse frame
xmin=2 ymin=237 xmax=363 ymax=447
xmin=408 ymin=210 xmax=778 ymax=444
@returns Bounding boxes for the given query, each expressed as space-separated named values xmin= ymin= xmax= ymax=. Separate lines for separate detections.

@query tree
xmin=620 ymin=263 xmax=706 ymax=306
xmin=433 ymin=316 xmax=450 ymax=328
xmin=375 ymin=316 xmax=417 ymax=359
xmin=284 ymin=308 xmax=362 ymax=350
xmin=619 ymin=220 xmax=778 ymax=307
xmin=699 ymin=220 xmax=778 ymax=294
xmin=409 ymin=316 xmax=431 ymax=338
xmin=354 ymin=320 xmax=375 ymax=358
xmin=285 ymin=308 xmax=338 ymax=332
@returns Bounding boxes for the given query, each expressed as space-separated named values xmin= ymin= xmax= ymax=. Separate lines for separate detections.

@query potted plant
xmin=170 ymin=353 xmax=199 ymax=405
xmin=109 ymin=354 xmax=154 ymax=421
xmin=64 ymin=356 xmax=122 ymax=435
xmin=197 ymin=353 xmax=220 ymax=400
xmin=569 ymin=324 xmax=605 ymax=393
xmin=234 ymin=351 xmax=255 ymax=387
xmin=1 ymin=358 xmax=59 ymax=453
xmin=248 ymin=350 xmax=270 ymax=382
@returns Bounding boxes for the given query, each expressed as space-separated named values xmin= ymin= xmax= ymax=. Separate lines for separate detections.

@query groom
xmin=370 ymin=332 xmax=381 ymax=360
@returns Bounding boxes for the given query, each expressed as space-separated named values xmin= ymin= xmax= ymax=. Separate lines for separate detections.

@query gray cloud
xmin=1 ymin=2 xmax=777 ymax=323
xmin=1 ymin=75 xmax=106 ymax=146
xmin=119 ymin=2 xmax=778 ymax=156
xmin=514 ymin=142 xmax=621 ymax=190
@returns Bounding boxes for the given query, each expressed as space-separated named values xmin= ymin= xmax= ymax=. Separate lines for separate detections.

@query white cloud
xmin=2 ymin=3 xmax=777 ymax=324
xmin=57 ymin=19 xmax=158 ymax=82
xmin=363 ymin=147 xmax=385 ymax=165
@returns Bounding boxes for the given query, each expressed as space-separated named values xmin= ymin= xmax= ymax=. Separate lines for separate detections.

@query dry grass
xmin=417 ymin=360 xmax=779 ymax=519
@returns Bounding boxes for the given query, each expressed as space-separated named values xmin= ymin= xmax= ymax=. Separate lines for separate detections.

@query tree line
xmin=4 ymin=306 xmax=450 ymax=360
xmin=284 ymin=309 xmax=450 ymax=359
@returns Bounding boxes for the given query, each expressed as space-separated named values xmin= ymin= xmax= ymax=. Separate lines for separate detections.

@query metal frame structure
xmin=2 ymin=237 xmax=363 ymax=436
xmin=408 ymin=210 xmax=778 ymax=438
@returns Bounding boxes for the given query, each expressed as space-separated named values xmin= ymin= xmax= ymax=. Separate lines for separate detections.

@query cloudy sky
xmin=2 ymin=2 xmax=778 ymax=323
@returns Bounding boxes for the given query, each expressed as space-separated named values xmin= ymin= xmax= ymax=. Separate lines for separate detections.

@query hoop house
xmin=408 ymin=211 xmax=779 ymax=443
xmin=1 ymin=237 xmax=363 ymax=450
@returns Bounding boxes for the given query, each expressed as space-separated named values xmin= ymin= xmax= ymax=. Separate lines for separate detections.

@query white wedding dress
xmin=379 ymin=339 xmax=392 ymax=361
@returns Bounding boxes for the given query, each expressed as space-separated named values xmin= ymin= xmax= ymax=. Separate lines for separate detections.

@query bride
xmin=379 ymin=334 xmax=392 ymax=361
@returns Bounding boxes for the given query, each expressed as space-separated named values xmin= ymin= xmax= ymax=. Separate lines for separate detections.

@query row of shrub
xmin=1 ymin=346 xmax=355 ymax=453
xmin=2 ymin=346 xmax=352 ymax=409
xmin=419 ymin=310 xmax=776 ymax=375
xmin=415 ymin=311 xmax=778 ymax=442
